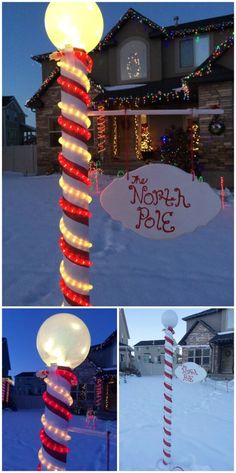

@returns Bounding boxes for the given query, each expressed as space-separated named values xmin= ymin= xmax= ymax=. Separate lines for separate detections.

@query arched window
xmin=120 ymin=39 xmax=148 ymax=81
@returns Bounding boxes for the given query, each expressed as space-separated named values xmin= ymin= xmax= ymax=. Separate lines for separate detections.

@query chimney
xmin=173 ymin=16 xmax=179 ymax=26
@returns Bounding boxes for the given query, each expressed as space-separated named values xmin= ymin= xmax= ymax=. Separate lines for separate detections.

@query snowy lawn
xmin=119 ymin=376 xmax=234 ymax=471
xmin=3 ymin=173 xmax=234 ymax=306
xmin=2 ymin=409 xmax=117 ymax=471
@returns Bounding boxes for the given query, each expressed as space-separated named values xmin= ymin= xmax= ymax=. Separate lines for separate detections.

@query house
xmin=13 ymin=371 xmax=45 ymax=409
xmin=3 ymin=96 xmax=36 ymax=146
xmin=134 ymin=339 xmax=178 ymax=376
xmin=26 ymin=9 xmax=233 ymax=187
xmin=179 ymin=308 xmax=234 ymax=377
xmin=2 ymin=337 xmax=14 ymax=407
xmin=119 ymin=308 xmax=133 ymax=371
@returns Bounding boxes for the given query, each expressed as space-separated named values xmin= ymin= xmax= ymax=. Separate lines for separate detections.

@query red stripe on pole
xmin=163 ymin=449 xmax=171 ymax=458
xmin=164 ymin=427 xmax=171 ymax=436
xmin=164 ymin=406 xmax=172 ymax=414
xmin=164 ymin=393 xmax=172 ymax=403
xmin=165 ymin=348 xmax=173 ymax=356
xmin=165 ymin=359 xmax=173 ymax=369
xmin=163 ymin=438 xmax=171 ymax=448
xmin=165 ymin=336 xmax=174 ymax=345
xmin=164 ymin=371 xmax=173 ymax=380
xmin=164 ymin=415 xmax=172 ymax=425
xmin=164 ymin=382 xmax=172 ymax=391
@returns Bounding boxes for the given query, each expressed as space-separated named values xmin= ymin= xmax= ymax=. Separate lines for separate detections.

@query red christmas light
xmin=58 ymin=153 xmax=91 ymax=186
xmin=59 ymin=236 xmax=92 ymax=268
xmin=56 ymin=368 xmax=78 ymax=387
xmin=59 ymin=196 xmax=91 ymax=220
xmin=57 ymin=75 xmax=91 ymax=106
xmin=40 ymin=429 xmax=70 ymax=454
xmin=74 ymin=49 xmax=93 ymax=73
xmin=58 ymin=115 xmax=91 ymax=142
xmin=60 ymin=278 xmax=91 ymax=306
xmin=43 ymin=391 xmax=72 ymax=421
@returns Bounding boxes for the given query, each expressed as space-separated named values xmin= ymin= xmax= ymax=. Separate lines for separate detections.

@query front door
xmin=221 ymin=346 xmax=234 ymax=373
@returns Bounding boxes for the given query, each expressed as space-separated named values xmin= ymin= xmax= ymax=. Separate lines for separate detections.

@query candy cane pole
xmin=160 ymin=310 xmax=178 ymax=469
xmin=36 ymin=313 xmax=91 ymax=471
xmin=37 ymin=366 xmax=77 ymax=471
xmin=44 ymin=2 xmax=104 ymax=306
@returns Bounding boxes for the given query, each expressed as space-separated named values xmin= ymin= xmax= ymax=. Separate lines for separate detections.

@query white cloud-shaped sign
xmin=175 ymin=362 xmax=207 ymax=383
xmin=100 ymin=164 xmax=221 ymax=239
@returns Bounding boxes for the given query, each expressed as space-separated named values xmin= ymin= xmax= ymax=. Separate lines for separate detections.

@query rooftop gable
xmin=134 ymin=340 xmax=165 ymax=347
xmin=179 ymin=320 xmax=217 ymax=345
xmin=182 ymin=309 xmax=223 ymax=321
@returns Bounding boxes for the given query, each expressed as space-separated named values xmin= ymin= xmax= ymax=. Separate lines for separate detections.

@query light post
xmin=160 ymin=310 xmax=178 ymax=469
xmin=44 ymin=2 xmax=104 ymax=306
xmin=36 ymin=312 xmax=91 ymax=471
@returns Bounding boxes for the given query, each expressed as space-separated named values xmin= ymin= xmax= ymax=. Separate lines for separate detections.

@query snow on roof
xmin=217 ymin=331 xmax=234 ymax=335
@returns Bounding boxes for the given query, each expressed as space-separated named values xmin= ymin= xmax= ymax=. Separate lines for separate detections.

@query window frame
xmin=177 ymin=33 xmax=211 ymax=73
xmin=48 ymin=116 xmax=61 ymax=148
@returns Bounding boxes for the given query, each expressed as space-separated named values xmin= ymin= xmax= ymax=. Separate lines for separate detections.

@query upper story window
xmin=225 ymin=309 xmax=234 ymax=330
xmin=120 ymin=39 xmax=147 ymax=81
xmin=179 ymin=34 xmax=210 ymax=69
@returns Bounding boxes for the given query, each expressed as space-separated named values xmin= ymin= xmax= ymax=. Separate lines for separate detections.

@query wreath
xmin=208 ymin=117 xmax=225 ymax=136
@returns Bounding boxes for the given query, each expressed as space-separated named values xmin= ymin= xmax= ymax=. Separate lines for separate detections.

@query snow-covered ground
xmin=2 ymin=409 xmax=117 ymax=471
xmin=119 ymin=376 xmax=234 ymax=471
xmin=3 ymin=172 xmax=234 ymax=306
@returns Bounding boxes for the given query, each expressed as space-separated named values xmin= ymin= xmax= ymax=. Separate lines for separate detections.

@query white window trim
xmin=175 ymin=34 xmax=212 ymax=74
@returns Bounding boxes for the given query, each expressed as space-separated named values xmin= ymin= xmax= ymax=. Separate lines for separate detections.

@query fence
xmin=3 ymin=145 xmax=37 ymax=175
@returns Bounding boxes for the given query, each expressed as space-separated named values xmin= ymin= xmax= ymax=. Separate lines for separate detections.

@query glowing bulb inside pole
xmin=44 ymin=2 xmax=104 ymax=51
xmin=36 ymin=312 xmax=91 ymax=368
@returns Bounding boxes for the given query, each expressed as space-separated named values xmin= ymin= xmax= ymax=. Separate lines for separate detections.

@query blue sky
xmin=2 ymin=2 xmax=234 ymax=126
xmin=124 ymin=307 xmax=212 ymax=347
xmin=3 ymin=308 xmax=117 ymax=377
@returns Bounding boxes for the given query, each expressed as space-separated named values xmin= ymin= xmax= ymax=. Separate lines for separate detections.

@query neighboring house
xmin=2 ymin=337 xmax=14 ymax=406
xmin=72 ymin=331 xmax=117 ymax=419
xmin=134 ymin=339 xmax=178 ymax=376
xmin=3 ymin=96 xmax=36 ymax=146
xmin=119 ymin=308 xmax=133 ymax=370
xmin=26 ymin=10 xmax=233 ymax=187
xmin=179 ymin=308 xmax=234 ymax=377
xmin=14 ymin=371 xmax=45 ymax=409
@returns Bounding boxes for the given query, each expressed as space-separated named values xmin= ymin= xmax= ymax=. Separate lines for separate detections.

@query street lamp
xmin=44 ymin=2 xmax=104 ymax=306
xmin=36 ymin=312 xmax=91 ymax=471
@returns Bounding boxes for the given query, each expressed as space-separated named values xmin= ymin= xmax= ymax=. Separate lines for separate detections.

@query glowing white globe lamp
xmin=36 ymin=312 xmax=91 ymax=368
xmin=44 ymin=2 xmax=104 ymax=51
xmin=161 ymin=309 xmax=178 ymax=329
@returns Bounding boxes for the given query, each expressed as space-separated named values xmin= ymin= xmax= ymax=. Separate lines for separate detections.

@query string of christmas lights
xmin=97 ymin=104 xmax=106 ymax=156
xmin=182 ymin=34 xmax=234 ymax=98
xmin=134 ymin=115 xmax=142 ymax=160
xmin=38 ymin=367 xmax=77 ymax=471
xmin=96 ymin=378 xmax=103 ymax=407
xmin=112 ymin=117 xmax=118 ymax=158
xmin=55 ymin=47 xmax=93 ymax=305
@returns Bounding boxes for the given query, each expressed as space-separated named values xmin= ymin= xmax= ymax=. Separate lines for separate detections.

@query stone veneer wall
xmin=198 ymin=81 xmax=233 ymax=188
xmin=182 ymin=322 xmax=215 ymax=372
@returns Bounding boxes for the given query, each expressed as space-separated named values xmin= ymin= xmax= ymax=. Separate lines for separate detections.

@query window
xmin=158 ymin=356 xmax=161 ymax=363
xmin=203 ymin=349 xmax=210 ymax=365
xmin=188 ymin=349 xmax=194 ymax=362
xmin=187 ymin=348 xmax=210 ymax=365
xmin=120 ymin=39 xmax=147 ymax=81
xmin=143 ymin=353 xmax=150 ymax=363
xmin=48 ymin=117 xmax=61 ymax=147
xmin=225 ymin=310 xmax=234 ymax=330
xmin=179 ymin=34 xmax=210 ymax=69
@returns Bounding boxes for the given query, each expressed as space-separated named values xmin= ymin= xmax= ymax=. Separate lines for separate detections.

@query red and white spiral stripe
xmin=38 ymin=366 xmax=77 ymax=471
xmin=162 ymin=326 xmax=175 ymax=466
xmin=56 ymin=48 xmax=93 ymax=306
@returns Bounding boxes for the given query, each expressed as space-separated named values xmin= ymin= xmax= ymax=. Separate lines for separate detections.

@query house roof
xmin=2 ymin=337 xmax=11 ymax=372
xmin=93 ymin=8 xmax=166 ymax=52
xmin=90 ymin=330 xmax=117 ymax=351
xmin=179 ymin=320 xmax=217 ymax=345
xmin=3 ymin=95 xmax=27 ymax=116
xmin=150 ymin=14 xmax=234 ymax=38
xmin=134 ymin=340 xmax=165 ymax=347
xmin=210 ymin=332 xmax=234 ymax=345
xmin=189 ymin=64 xmax=233 ymax=84
xmin=119 ymin=308 xmax=130 ymax=339
xmin=182 ymin=309 xmax=222 ymax=321
xmin=15 ymin=371 xmax=36 ymax=377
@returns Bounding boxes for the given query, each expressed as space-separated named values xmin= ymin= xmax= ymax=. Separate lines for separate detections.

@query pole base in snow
xmin=156 ymin=459 xmax=184 ymax=471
